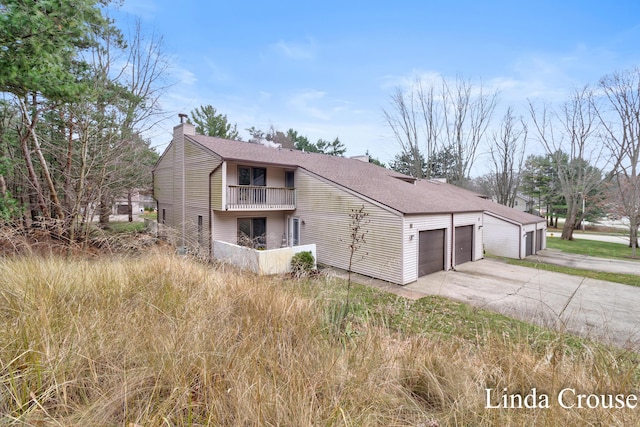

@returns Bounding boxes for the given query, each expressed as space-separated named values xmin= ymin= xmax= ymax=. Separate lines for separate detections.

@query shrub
xmin=291 ymin=251 xmax=315 ymax=276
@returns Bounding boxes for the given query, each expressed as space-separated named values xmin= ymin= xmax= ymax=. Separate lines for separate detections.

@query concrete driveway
xmin=528 ymin=249 xmax=640 ymax=275
xmin=402 ymin=258 xmax=640 ymax=349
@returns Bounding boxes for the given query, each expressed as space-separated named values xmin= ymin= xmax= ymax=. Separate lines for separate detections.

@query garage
xmin=525 ymin=231 xmax=534 ymax=256
xmin=117 ymin=204 xmax=130 ymax=215
xmin=455 ymin=225 xmax=474 ymax=265
xmin=536 ymin=229 xmax=543 ymax=252
xmin=418 ymin=229 xmax=445 ymax=276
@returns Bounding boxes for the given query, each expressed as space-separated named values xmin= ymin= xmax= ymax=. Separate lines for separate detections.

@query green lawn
xmin=508 ymin=258 xmax=640 ymax=287
xmin=506 ymin=233 xmax=640 ymax=287
xmin=546 ymin=234 xmax=638 ymax=260
xmin=102 ymin=221 xmax=146 ymax=233
xmin=141 ymin=211 xmax=157 ymax=220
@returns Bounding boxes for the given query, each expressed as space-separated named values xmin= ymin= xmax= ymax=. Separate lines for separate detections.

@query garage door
xmin=418 ymin=229 xmax=445 ymax=277
xmin=455 ymin=225 xmax=474 ymax=265
xmin=536 ymin=229 xmax=543 ymax=252
xmin=525 ymin=231 xmax=534 ymax=256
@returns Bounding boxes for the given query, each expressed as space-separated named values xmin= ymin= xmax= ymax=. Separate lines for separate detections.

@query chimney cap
xmin=178 ymin=113 xmax=188 ymax=123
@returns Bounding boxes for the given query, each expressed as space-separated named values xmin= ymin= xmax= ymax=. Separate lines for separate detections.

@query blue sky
xmin=111 ymin=0 xmax=640 ymax=174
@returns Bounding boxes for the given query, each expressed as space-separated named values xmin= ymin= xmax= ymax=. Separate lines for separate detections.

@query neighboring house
xmin=491 ymin=193 xmax=533 ymax=213
xmin=512 ymin=194 xmax=531 ymax=212
xmin=153 ymin=122 xmax=546 ymax=285
xmin=112 ymin=190 xmax=155 ymax=215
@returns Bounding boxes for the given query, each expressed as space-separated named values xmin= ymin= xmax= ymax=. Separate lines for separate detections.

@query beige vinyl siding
xmin=294 ymin=170 xmax=404 ymax=284
xmin=213 ymin=210 xmax=286 ymax=250
xmin=402 ymin=214 xmax=452 ymax=284
xmin=153 ymin=143 xmax=174 ymax=209
xmin=483 ymin=213 xmax=521 ymax=258
xmin=173 ymin=129 xmax=184 ymax=233
xmin=157 ymin=203 xmax=172 ymax=224
xmin=182 ymin=141 xmax=221 ymax=252
xmin=453 ymin=212 xmax=484 ymax=263
xmin=210 ymin=163 xmax=224 ymax=211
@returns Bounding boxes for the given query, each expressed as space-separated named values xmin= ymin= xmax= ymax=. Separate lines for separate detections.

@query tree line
xmin=0 ymin=1 xmax=165 ymax=240
xmin=383 ymin=73 xmax=640 ymax=253
xmin=189 ymin=104 xmax=347 ymax=156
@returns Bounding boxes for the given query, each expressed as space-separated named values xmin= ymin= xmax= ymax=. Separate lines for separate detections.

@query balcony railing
xmin=226 ymin=185 xmax=296 ymax=210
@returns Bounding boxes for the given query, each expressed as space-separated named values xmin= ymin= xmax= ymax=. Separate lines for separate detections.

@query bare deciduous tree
xmin=487 ymin=106 xmax=527 ymax=207
xmin=384 ymin=76 xmax=497 ymax=184
xmin=529 ymin=87 xmax=606 ymax=240
xmin=416 ymin=79 xmax=442 ymax=177
xmin=383 ymin=86 xmax=424 ymax=178
xmin=442 ymin=77 xmax=498 ymax=185
xmin=599 ymin=67 xmax=640 ymax=255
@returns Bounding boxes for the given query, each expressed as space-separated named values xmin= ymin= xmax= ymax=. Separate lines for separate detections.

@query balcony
xmin=226 ymin=185 xmax=296 ymax=211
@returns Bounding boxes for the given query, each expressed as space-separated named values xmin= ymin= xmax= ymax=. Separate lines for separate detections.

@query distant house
xmin=112 ymin=190 xmax=155 ymax=215
xmin=153 ymin=122 xmax=546 ymax=284
xmin=492 ymin=193 xmax=533 ymax=213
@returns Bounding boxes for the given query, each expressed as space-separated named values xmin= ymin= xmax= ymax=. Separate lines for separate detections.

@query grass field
xmin=2 ymin=249 xmax=640 ymax=425
xmin=546 ymin=235 xmax=638 ymax=259
xmin=504 ymin=234 xmax=640 ymax=287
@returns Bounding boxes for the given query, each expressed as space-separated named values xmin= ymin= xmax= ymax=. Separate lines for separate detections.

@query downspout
xmin=209 ymin=169 xmax=213 ymax=259
xmin=181 ymin=135 xmax=186 ymax=249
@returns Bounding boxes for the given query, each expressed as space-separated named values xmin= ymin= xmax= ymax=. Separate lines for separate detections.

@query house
xmin=112 ymin=189 xmax=155 ymax=215
xmin=153 ymin=121 xmax=546 ymax=284
xmin=491 ymin=193 xmax=533 ymax=213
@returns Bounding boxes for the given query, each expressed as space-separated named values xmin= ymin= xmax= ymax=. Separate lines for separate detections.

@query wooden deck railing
xmin=226 ymin=185 xmax=296 ymax=210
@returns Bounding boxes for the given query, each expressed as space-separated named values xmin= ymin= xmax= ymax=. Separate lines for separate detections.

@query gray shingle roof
xmin=187 ymin=134 xmax=545 ymax=224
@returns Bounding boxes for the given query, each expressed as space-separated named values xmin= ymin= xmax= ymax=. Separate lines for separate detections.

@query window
xmin=285 ymin=170 xmax=295 ymax=188
xmin=162 ymin=208 xmax=166 ymax=224
xmin=197 ymin=215 xmax=203 ymax=245
xmin=237 ymin=217 xmax=267 ymax=249
xmin=238 ymin=167 xmax=267 ymax=204
xmin=238 ymin=166 xmax=266 ymax=186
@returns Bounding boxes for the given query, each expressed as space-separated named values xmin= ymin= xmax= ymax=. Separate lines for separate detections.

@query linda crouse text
xmin=485 ymin=388 xmax=638 ymax=409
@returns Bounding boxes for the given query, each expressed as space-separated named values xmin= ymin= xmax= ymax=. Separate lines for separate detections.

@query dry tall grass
xmin=1 ymin=249 xmax=639 ymax=426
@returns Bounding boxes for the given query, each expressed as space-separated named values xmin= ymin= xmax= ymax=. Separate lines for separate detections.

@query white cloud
xmin=170 ymin=64 xmax=197 ymax=86
xmin=288 ymin=90 xmax=331 ymax=120
xmin=270 ymin=39 xmax=317 ymax=60
xmin=379 ymin=70 xmax=443 ymax=91
xmin=201 ymin=58 xmax=232 ymax=82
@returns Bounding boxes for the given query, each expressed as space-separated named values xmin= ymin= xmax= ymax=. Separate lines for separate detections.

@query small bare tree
xmin=346 ymin=205 xmax=369 ymax=311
